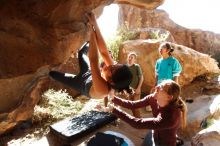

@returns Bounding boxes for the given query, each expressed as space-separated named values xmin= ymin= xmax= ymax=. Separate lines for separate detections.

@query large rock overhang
xmin=0 ymin=0 xmax=165 ymax=135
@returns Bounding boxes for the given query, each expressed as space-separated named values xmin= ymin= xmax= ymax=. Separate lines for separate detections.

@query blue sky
xmin=97 ymin=1 xmax=220 ymax=40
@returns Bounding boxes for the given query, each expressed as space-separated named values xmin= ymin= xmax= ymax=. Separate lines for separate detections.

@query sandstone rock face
xmin=176 ymin=94 xmax=220 ymax=143
xmin=0 ymin=0 xmax=168 ymax=135
xmin=0 ymin=0 xmax=101 ymax=135
xmin=0 ymin=0 xmax=165 ymax=79
xmin=115 ymin=0 xmax=164 ymax=9
xmin=133 ymin=28 xmax=175 ymax=42
xmin=183 ymin=95 xmax=217 ymax=139
xmin=0 ymin=76 xmax=49 ymax=135
xmin=191 ymin=95 xmax=220 ymax=146
xmin=0 ymin=56 xmax=80 ymax=134
xmin=192 ymin=130 xmax=220 ymax=146
xmin=0 ymin=0 xmax=95 ymax=78
xmin=118 ymin=39 xmax=219 ymax=92
xmin=118 ymin=5 xmax=220 ymax=63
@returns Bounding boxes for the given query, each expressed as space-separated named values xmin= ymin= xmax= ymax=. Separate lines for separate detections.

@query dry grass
xmin=33 ymin=89 xmax=84 ymax=126
xmin=7 ymin=88 xmax=98 ymax=146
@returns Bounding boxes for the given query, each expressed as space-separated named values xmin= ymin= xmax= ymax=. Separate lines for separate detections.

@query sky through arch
xmin=97 ymin=1 xmax=220 ymax=40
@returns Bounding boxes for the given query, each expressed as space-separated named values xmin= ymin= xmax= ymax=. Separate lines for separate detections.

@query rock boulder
xmin=118 ymin=39 xmax=219 ymax=93
xmin=118 ymin=5 xmax=220 ymax=63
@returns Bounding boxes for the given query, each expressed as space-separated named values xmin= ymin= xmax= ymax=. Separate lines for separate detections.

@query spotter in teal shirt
xmin=155 ymin=56 xmax=182 ymax=85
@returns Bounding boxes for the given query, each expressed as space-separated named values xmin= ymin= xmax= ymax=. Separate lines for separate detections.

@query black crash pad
xmin=49 ymin=110 xmax=117 ymax=142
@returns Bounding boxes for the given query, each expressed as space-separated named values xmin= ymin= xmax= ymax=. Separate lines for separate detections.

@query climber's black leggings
xmin=49 ymin=42 xmax=92 ymax=98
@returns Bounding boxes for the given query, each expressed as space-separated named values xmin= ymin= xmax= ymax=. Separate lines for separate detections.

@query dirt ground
xmin=1 ymin=75 xmax=220 ymax=146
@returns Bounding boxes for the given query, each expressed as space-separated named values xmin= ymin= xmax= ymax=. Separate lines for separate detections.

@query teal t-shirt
xmin=155 ymin=56 xmax=182 ymax=85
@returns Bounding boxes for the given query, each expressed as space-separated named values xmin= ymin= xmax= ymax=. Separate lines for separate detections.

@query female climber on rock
xmin=49 ymin=12 xmax=132 ymax=99
xmin=106 ymin=79 xmax=187 ymax=146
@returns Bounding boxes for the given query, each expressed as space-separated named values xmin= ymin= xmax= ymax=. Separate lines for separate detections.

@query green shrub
xmin=106 ymin=22 xmax=138 ymax=61
xmin=149 ymin=29 xmax=169 ymax=41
